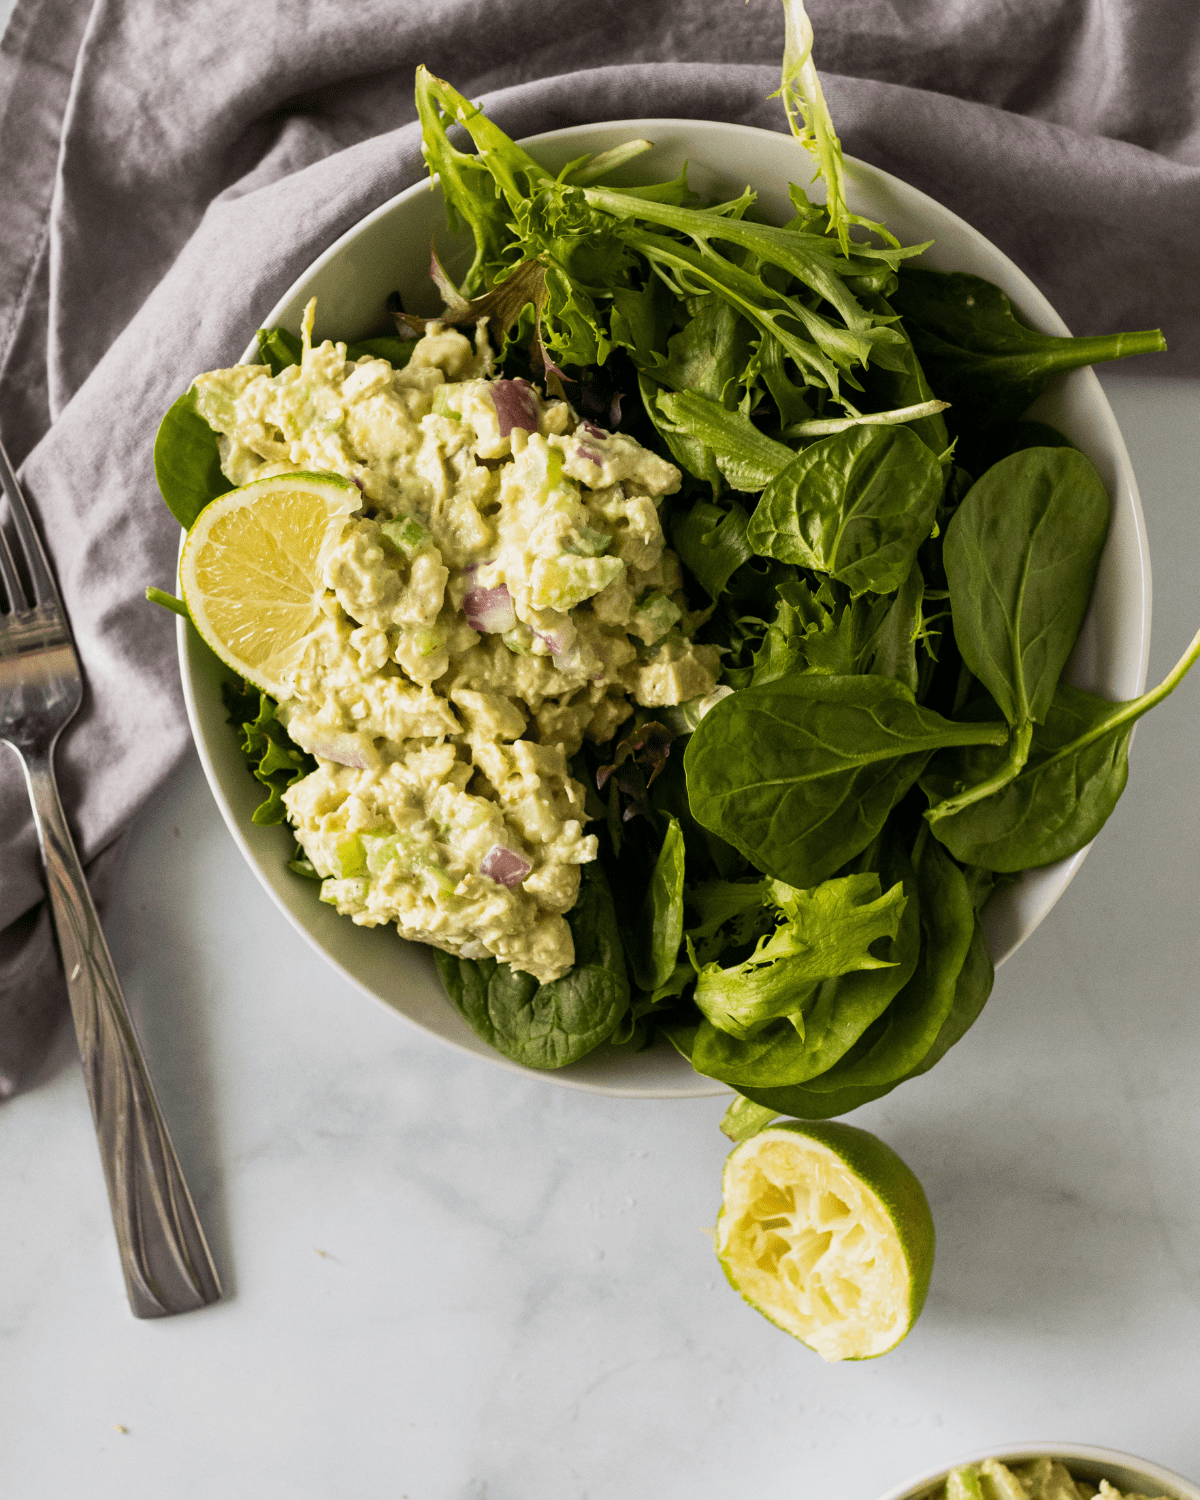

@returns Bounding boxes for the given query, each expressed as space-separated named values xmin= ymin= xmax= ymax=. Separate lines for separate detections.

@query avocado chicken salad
xmin=189 ymin=307 xmax=717 ymax=985
xmin=153 ymin=0 xmax=1197 ymax=1095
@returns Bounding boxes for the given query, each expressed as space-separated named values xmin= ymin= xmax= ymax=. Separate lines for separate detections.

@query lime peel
xmin=715 ymin=1119 xmax=934 ymax=1361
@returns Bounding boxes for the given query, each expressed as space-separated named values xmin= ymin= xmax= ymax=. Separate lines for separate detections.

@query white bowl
xmin=178 ymin=119 xmax=1150 ymax=1097
xmin=877 ymin=1443 xmax=1200 ymax=1500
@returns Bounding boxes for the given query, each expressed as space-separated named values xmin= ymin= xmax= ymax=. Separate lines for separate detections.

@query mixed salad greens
xmin=155 ymin=1 xmax=1197 ymax=1116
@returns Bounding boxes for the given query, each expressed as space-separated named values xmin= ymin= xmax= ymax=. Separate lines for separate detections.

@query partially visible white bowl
xmin=877 ymin=1443 xmax=1200 ymax=1500
xmin=178 ymin=119 xmax=1150 ymax=1097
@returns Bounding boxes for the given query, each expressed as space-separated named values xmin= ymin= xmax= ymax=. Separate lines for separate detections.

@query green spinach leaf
xmin=745 ymin=425 xmax=943 ymax=596
xmin=631 ymin=816 xmax=686 ymax=993
xmin=928 ymin=445 xmax=1110 ymax=822
xmin=153 ymin=388 xmax=234 ymax=530
xmin=684 ymin=673 xmax=1007 ymax=887
xmin=928 ymin=626 xmax=1200 ymax=869
xmin=891 ymin=267 xmax=1165 ymax=431
xmin=435 ymin=862 xmax=630 ymax=1069
xmin=944 ymin=446 xmax=1110 ymax=727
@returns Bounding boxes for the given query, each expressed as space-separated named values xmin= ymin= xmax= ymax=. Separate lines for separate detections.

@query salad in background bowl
xmin=164 ymin=41 xmax=1180 ymax=1100
xmin=877 ymin=1445 xmax=1200 ymax=1500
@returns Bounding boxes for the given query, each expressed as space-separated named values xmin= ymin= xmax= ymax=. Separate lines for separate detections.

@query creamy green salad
xmin=187 ymin=308 xmax=717 ymax=983
xmin=152 ymin=1 xmax=1195 ymax=1098
xmin=935 ymin=1458 xmax=1169 ymax=1500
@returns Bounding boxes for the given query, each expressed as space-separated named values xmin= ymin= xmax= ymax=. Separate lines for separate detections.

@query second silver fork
xmin=0 ymin=437 xmax=221 ymax=1318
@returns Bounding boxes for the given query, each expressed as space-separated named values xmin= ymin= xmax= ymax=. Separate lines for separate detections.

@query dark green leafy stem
xmin=891 ymin=267 xmax=1166 ymax=432
xmin=927 ymin=626 xmax=1200 ymax=870
xmin=435 ymin=863 xmax=630 ymax=1068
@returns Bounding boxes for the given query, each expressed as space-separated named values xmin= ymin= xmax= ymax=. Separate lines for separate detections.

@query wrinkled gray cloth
xmin=1 ymin=0 xmax=1197 ymax=1093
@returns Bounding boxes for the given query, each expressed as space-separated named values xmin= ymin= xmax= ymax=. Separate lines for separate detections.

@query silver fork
xmin=0 ymin=437 xmax=220 ymax=1318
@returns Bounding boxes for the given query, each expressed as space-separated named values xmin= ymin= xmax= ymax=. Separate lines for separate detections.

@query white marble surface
xmin=3 ymin=377 xmax=1200 ymax=1497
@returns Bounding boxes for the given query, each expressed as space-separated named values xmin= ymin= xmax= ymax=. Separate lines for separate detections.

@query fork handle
xmin=19 ymin=745 xmax=222 ymax=1317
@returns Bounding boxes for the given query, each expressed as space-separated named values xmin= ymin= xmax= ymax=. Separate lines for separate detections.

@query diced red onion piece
xmin=578 ymin=445 xmax=604 ymax=466
xmin=491 ymin=379 xmax=540 ymax=437
xmin=464 ymin=583 xmax=517 ymax=634
xmin=582 ymin=421 xmax=607 ymax=439
xmin=481 ymin=845 xmax=532 ymax=888
xmin=309 ymin=734 xmax=372 ymax=770
xmin=533 ymin=627 xmax=569 ymax=655
xmin=552 ymin=644 xmax=585 ymax=674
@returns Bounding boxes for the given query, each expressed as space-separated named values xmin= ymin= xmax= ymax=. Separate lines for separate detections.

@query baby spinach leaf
xmin=153 ymin=388 xmax=234 ymax=530
xmin=944 ymin=446 xmax=1111 ymax=728
xmin=221 ymin=679 xmax=315 ymax=826
xmin=435 ymin=862 xmax=630 ymax=1069
xmin=891 ymin=267 xmax=1166 ymax=430
xmin=928 ymin=445 xmax=1110 ymax=824
xmin=684 ymin=672 xmax=1007 ymax=887
xmin=693 ymin=873 xmax=907 ymax=1038
xmin=256 ymin=326 xmax=302 ymax=374
xmin=631 ymin=816 xmax=686 ymax=993
xmin=345 ymin=335 xmax=418 ymax=366
xmin=671 ymin=497 xmax=755 ymax=600
xmin=745 ymin=425 xmax=943 ymax=596
xmin=929 ymin=626 xmax=1200 ymax=870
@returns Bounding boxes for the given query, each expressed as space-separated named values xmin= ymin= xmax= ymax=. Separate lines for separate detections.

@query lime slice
xmin=715 ymin=1119 xmax=934 ymax=1360
xmin=179 ymin=472 xmax=360 ymax=696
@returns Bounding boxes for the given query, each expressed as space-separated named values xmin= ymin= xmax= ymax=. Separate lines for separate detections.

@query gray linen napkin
xmin=2 ymin=0 xmax=1197 ymax=1096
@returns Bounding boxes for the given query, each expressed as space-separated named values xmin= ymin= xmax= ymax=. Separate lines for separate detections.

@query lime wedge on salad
xmin=716 ymin=1118 xmax=934 ymax=1360
xmin=179 ymin=471 xmax=359 ymax=696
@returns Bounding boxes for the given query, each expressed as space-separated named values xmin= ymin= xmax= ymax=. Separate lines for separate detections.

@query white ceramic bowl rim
xmin=875 ymin=1442 xmax=1200 ymax=1500
xmin=177 ymin=117 xmax=1151 ymax=1096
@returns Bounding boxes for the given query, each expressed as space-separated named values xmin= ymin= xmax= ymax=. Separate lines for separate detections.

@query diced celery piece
xmin=634 ymin=590 xmax=682 ymax=641
xmin=563 ymin=524 xmax=613 ymax=557
xmin=503 ymin=625 xmax=535 ymax=656
xmin=379 ymin=515 xmax=431 ymax=557
xmin=364 ymin=833 xmax=406 ymax=877
xmin=332 ymin=833 xmax=367 ymax=879
xmin=947 ymin=1470 xmax=988 ymax=1500
xmin=431 ymin=384 xmax=462 ymax=420
xmin=531 ymin=554 xmax=625 ymax=611
xmin=411 ymin=626 xmax=445 ymax=657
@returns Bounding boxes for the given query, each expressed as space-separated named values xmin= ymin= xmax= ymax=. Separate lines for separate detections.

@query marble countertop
xmin=4 ymin=375 xmax=1200 ymax=1498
